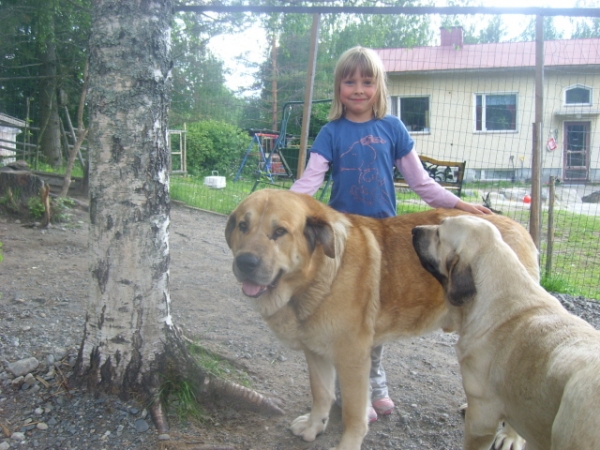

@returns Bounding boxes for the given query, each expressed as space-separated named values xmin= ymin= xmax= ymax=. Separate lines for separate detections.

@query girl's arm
xmin=290 ymin=152 xmax=330 ymax=196
xmin=396 ymin=150 xmax=492 ymax=214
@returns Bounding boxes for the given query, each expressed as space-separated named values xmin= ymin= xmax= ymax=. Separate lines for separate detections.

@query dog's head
xmin=225 ymin=189 xmax=344 ymax=315
xmin=412 ymin=215 xmax=502 ymax=307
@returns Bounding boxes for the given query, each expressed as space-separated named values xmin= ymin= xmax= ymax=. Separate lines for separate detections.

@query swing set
xmin=233 ymin=99 xmax=332 ymax=193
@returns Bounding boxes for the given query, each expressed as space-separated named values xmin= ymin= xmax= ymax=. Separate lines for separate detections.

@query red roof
xmin=375 ymin=39 xmax=600 ymax=73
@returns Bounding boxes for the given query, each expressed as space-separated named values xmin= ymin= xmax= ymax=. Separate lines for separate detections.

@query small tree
xmin=185 ymin=120 xmax=250 ymax=177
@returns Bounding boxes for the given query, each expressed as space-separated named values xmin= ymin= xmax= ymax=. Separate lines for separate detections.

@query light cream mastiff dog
xmin=412 ymin=215 xmax=600 ymax=450
xmin=225 ymin=189 xmax=539 ymax=450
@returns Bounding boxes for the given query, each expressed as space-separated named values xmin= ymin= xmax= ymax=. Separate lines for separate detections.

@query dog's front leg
xmin=290 ymin=349 xmax=335 ymax=442
xmin=334 ymin=346 xmax=371 ymax=450
xmin=492 ymin=422 xmax=526 ymax=450
xmin=463 ymin=401 xmax=501 ymax=450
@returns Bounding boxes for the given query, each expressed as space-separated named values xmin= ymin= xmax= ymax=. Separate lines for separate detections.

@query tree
xmin=519 ymin=16 xmax=564 ymax=41
xmin=73 ymin=0 xmax=174 ymax=413
xmin=253 ymin=0 xmax=434 ymax=134
xmin=170 ymin=12 xmax=247 ymax=127
xmin=73 ymin=0 xmax=282 ymax=430
xmin=449 ymin=15 xmax=508 ymax=44
xmin=571 ymin=17 xmax=600 ymax=38
xmin=60 ymin=60 xmax=89 ymax=197
xmin=0 ymin=0 xmax=91 ymax=168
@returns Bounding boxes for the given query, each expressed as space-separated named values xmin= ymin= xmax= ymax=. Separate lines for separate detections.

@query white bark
xmin=75 ymin=0 xmax=173 ymax=397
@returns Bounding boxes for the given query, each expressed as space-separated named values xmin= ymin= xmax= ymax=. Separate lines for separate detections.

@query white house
xmin=376 ymin=28 xmax=600 ymax=183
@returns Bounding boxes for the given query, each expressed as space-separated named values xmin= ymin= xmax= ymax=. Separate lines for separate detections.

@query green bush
xmin=185 ymin=120 xmax=250 ymax=177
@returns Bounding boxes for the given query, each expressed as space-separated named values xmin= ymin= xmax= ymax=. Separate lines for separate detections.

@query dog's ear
xmin=445 ymin=254 xmax=476 ymax=306
xmin=224 ymin=214 xmax=236 ymax=248
xmin=304 ymin=216 xmax=335 ymax=258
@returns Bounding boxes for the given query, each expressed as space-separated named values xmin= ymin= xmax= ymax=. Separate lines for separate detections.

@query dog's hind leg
xmin=290 ymin=349 xmax=336 ymax=442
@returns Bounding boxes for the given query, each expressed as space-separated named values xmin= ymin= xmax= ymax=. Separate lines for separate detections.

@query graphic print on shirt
xmin=339 ymin=134 xmax=393 ymax=208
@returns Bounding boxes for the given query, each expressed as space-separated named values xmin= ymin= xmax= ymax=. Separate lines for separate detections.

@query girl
xmin=290 ymin=46 xmax=491 ymax=423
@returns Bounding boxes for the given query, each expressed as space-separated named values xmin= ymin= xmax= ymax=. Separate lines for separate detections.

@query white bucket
xmin=203 ymin=170 xmax=226 ymax=189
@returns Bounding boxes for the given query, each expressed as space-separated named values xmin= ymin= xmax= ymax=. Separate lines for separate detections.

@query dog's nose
xmin=236 ymin=252 xmax=261 ymax=274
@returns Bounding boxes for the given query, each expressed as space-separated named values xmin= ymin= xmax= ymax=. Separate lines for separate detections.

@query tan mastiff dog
xmin=412 ymin=215 xmax=600 ymax=450
xmin=225 ymin=189 xmax=538 ymax=450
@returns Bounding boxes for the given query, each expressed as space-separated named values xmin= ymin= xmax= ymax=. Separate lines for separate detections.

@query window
xmin=475 ymin=93 xmax=517 ymax=132
xmin=390 ymin=96 xmax=430 ymax=132
xmin=565 ymin=86 xmax=591 ymax=105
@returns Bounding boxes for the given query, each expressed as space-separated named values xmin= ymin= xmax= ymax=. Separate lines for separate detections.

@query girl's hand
xmin=454 ymin=199 xmax=493 ymax=215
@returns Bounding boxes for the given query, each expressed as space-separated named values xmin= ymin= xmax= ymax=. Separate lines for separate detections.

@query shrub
xmin=185 ymin=120 xmax=250 ymax=177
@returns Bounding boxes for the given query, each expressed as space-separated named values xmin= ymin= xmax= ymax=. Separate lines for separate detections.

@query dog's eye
xmin=272 ymin=227 xmax=287 ymax=240
xmin=238 ymin=221 xmax=248 ymax=233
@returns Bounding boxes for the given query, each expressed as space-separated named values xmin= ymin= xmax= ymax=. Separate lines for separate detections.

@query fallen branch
xmin=40 ymin=183 xmax=51 ymax=227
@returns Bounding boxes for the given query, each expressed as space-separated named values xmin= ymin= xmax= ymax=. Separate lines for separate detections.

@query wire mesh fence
xmin=1 ymin=8 xmax=600 ymax=298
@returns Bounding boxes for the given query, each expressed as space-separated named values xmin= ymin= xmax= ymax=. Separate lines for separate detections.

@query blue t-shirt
xmin=310 ymin=115 xmax=414 ymax=218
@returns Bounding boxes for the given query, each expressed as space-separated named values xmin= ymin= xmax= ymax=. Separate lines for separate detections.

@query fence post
xmin=529 ymin=14 xmax=544 ymax=250
xmin=545 ymin=175 xmax=556 ymax=277
xmin=297 ymin=13 xmax=321 ymax=180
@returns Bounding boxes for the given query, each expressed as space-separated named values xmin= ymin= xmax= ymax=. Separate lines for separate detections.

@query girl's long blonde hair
xmin=328 ymin=46 xmax=389 ymax=121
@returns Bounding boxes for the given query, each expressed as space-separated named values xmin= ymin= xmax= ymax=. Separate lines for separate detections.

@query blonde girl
xmin=291 ymin=46 xmax=491 ymax=421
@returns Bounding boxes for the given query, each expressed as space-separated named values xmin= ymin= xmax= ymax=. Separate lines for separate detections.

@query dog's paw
xmin=493 ymin=422 xmax=526 ymax=450
xmin=290 ymin=413 xmax=328 ymax=442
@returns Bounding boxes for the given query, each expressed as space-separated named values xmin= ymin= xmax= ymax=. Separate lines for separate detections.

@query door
xmin=563 ymin=122 xmax=590 ymax=182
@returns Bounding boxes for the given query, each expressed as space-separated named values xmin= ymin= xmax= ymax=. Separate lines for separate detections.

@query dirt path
xmin=0 ymin=200 xmax=471 ymax=449
xmin=168 ymin=204 xmax=466 ymax=450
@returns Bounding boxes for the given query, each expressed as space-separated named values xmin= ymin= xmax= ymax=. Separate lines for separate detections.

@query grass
xmin=159 ymin=339 xmax=253 ymax=423
xmin=34 ymin=161 xmax=85 ymax=178
xmin=540 ymin=274 xmax=579 ymax=296
xmin=170 ymin=174 xmax=331 ymax=214
xmin=187 ymin=341 xmax=252 ymax=387
xmin=160 ymin=376 xmax=205 ymax=422
xmin=171 ymin=175 xmax=600 ymax=300
xmin=538 ymin=210 xmax=600 ymax=299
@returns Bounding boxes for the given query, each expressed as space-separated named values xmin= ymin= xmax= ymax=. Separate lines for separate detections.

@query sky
xmin=207 ymin=0 xmax=588 ymax=92
xmin=208 ymin=17 xmax=267 ymax=93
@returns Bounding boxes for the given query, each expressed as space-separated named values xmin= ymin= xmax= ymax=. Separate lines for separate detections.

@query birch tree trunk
xmin=73 ymin=0 xmax=284 ymax=429
xmin=74 ymin=0 xmax=174 ymax=402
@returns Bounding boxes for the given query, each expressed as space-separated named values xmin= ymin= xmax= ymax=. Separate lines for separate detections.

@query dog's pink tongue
xmin=242 ymin=280 xmax=266 ymax=297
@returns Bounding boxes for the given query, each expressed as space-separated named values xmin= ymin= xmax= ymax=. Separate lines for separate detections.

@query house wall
xmin=387 ymin=67 xmax=600 ymax=182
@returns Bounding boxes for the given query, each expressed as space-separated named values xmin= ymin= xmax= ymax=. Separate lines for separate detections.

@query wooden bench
xmin=394 ymin=155 xmax=466 ymax=197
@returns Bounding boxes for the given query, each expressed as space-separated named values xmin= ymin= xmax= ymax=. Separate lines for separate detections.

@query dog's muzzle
xmin=234 ymin=252 xmax=282 ymax=298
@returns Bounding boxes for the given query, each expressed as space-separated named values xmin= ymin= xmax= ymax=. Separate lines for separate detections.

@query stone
xmin=134 ymin=419 xmax=149 ymax=433
xmin=10 ymin=432 xmax=25 ymax=442
xmin=7 ymin=357 xmax=39 ymax=377
xmin=582 ymin=190 xmax=600 ymax=203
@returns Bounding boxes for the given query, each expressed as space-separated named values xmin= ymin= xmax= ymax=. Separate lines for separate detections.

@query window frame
xmin=389 ymin=95 xmax=431 ymax=134
xmin=474 ymin=92 xmax=518 ymax=133
xmin=564 ymin=85 xmax=592 ymax=107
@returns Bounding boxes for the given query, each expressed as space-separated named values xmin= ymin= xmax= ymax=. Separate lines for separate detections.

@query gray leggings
xmin=336 ymin=344 xmax=389 ymax=403
xmin=369 ymin=344 xmax=388 ymax=400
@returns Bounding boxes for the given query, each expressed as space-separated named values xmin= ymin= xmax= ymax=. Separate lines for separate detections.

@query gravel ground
xmin=1 ymin=200 xmax=599 ymax=450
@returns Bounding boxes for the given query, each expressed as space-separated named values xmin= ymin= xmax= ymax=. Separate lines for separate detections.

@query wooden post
xmin=297 ymin=13 xmax=321 ymax=179
xmin=545 ymin=176 xmax=556 ymax=277
xmin=271 ymin=34 xmax=278 ymax=132
xmin=529 ymin=14 xmax=544 ymax=249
